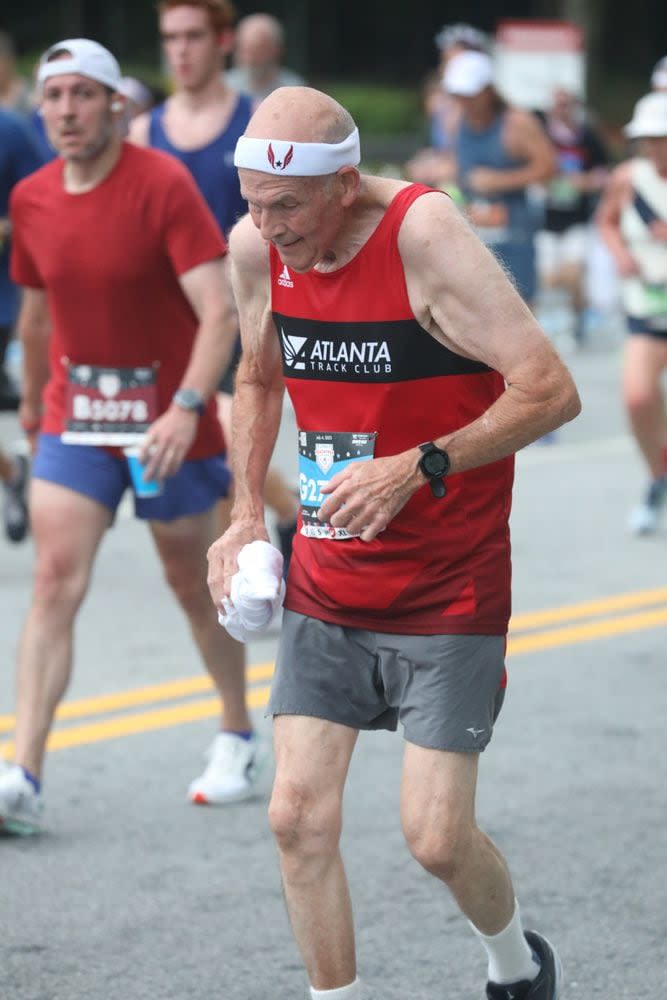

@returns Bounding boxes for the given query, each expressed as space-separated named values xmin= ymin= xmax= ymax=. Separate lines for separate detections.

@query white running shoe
xmin=187 ymin=732 xmax=266 ymax=806
xmin=628 ymin=477 xmax=667 ymax=536
xmin=0 ymin=762 xmax=44 ymax=835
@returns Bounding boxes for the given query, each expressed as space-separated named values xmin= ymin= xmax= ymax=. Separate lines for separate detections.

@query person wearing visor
xmin=597 ymin=92 xmax=667 ymax=534
xmin=207 ymin=85 xmax=580 ymax=1000
xmin=443 ymin=50 xmax=557 ymax=307
xmin=0 ymin=38 xmax=255 ymax=835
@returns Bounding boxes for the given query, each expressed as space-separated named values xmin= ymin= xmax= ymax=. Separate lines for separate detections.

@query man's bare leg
xmin=150 ymin=507 xmax=249 ymax=731
xmin=623 ymin=335 xmax=667 ymax=477
xmin=269 ymin=715 xmax=358 ymax=990
xmin=400 ymin=745 xmax=514 ymax=933
xmin=13 ymin=480 xmax=111 ymax=777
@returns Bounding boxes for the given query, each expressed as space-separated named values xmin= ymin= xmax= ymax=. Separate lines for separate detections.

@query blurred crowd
xmin=404 ymin=25 xmax=667 ymax=350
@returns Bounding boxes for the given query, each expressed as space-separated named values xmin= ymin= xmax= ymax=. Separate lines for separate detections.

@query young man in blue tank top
xmin=129 ymin=0 xmax=269 ymax=806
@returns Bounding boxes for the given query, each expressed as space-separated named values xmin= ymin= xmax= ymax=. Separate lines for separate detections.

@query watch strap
xmin=417 ymin=440 xmax=449 ymax=499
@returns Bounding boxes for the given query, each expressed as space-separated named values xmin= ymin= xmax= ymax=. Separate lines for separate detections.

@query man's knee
xmin=624 ymin=383 xmax=661 ymax=417
xmin=32 ymin=549 xmax=90 ymax=616
xmin=403 ymin=810 xmax=475 ymax=883
xmin=161 ymin=556 xmax=209 ymax=614
xmin=269 ymin=777 xmax=342 ymax=867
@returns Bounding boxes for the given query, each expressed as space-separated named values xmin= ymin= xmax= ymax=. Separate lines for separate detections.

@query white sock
xmin=469 ymin=900 xmax=540 ymax=985
xmin=309 ymin=977 xmax=362 ymax=999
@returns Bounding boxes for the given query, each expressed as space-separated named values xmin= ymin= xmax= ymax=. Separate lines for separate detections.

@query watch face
xmin=175 ymin=389 xmax=204 ymax=413
xmin=423 ymin=451 xmax=449 ymax=477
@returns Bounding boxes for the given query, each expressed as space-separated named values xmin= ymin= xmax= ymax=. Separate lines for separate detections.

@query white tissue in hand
xmin=218 ymin=540 xmax=285 ymax=641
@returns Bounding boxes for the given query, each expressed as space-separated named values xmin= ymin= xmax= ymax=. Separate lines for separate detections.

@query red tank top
xmin=271 ymin=184 xmax=513 ymax=635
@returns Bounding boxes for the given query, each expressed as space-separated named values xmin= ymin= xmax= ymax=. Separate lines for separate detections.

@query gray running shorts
xmin=269 ymin=610 xmax=507 ymax=752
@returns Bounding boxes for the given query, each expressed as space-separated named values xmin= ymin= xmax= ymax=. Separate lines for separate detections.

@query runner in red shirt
xmin=0 ymin=39 xmax=260 ymax=836
xmin=208 ymin=87 xmax=581 ymax=1000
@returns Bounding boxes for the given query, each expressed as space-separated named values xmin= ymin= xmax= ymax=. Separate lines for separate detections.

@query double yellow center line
xmin=1 ymin=586 xmax=666 ymax=756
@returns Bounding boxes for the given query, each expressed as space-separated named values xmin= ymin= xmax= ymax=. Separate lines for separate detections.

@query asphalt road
xmin=1 ymin=331 xmax=666 ymax=1000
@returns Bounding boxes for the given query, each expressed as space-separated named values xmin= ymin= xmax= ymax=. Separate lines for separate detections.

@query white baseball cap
xmin=443 ymin=50 xmax=494 ymax=97
xmin=624 ymin=92 xmax=667 ymax=139
xmin=652 ymin=56 xmax=667 ymax=90
xmin=37 ymin=38 xmax=122 ymax=91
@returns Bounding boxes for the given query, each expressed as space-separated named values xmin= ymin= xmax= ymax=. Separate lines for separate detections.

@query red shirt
xmin=10 ymin=142 xmax=226 ymax=458
xmin=272 ymin=184 xmax=514 ymax=635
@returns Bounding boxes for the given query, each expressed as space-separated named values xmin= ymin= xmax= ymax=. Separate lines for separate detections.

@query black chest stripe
xmin=273 ymin=313 xmax=490 ymax=383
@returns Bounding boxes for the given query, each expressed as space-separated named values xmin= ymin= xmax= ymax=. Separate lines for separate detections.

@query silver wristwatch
xmin=172 ymin=388 xmax=205 ymax=416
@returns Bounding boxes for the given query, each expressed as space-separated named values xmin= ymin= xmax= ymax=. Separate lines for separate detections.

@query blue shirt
xmin=27 ymin=109 xmax=58 ymax=165
xmin=148 ymin=94 xmax=252 ymax=238
xmin=0 ymin=109 xmax=44 ymax=326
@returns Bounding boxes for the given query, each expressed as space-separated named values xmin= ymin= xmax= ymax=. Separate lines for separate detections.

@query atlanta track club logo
xmin=267 ymin=142 xmax=294 ymax=171
xmin=281 ymin=329 xmax=307 ymax=370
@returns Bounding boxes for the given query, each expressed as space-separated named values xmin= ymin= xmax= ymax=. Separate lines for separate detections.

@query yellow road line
xmin=0 ymin=662 xmax=274 ymax=734
xmin=0 ymin=685 xmax=271 ymax=758
xmin=1 ymin=592 xmax=665 ymax=756
xmin=508 ymin=606 xmax=667 ymax=654
xmin=509 ymin=586 xmax=667 ymax=631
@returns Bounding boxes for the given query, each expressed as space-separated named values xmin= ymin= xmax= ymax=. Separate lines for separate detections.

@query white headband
xmin=234 ymin=128 xmax=361 ymax=176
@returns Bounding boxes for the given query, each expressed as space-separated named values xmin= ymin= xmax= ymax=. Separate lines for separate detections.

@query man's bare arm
xmin=228 ymin=215 xmax=285 ymax=520
xmin=207 ymin=215 xmax=285 ymax=605
xmin=141 ymin=257 xmax=237 ymax=479
xmin=17 ymin=287 xmax=50 ymax=447
xmin=403 ymin=191 xmax=580 ymax=472
xmin=319 ymin=191 xmax=580 ymax=540
xmin=177 ymin=256 xmax=238 ymax=401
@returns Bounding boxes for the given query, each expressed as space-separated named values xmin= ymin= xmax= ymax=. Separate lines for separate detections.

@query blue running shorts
xmin=32 ymin=433 xmax=231 ymax=522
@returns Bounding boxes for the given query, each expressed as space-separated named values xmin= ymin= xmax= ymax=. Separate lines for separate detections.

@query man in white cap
xmin=597 ymin=91 xmax=667 ymax=534
xmin=443 ymin=49 xmax=557 ymax=307
xmin=208 ymin=84 xmax=580 ymax=1000
xmin=0 ymin=38 xmax=255 ymax=834
xmin=130 ymin=0 xmax=301 ymax=596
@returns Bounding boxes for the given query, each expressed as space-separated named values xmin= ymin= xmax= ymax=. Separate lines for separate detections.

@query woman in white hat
xmin=597 ymin=92 xmax=667 ymax=534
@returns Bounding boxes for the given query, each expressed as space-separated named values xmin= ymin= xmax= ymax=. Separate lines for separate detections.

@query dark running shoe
xmin=276 ymin=518 xmax=297 ymax=578
xmin=2 ymin=452 xmax=29 ymax=543
xmin=0 ymin=369 xmax=20 ymax=412
xmin=486 ymin=930 xmax=562 ymax=1000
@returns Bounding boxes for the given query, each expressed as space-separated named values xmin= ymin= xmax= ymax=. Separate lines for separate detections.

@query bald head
xmin=246 ymin=86 xmax=356 ymax=145
xmin=237 ymin=13 xmax=284 ymax=48
xmin=235 ymin=13 xmax=284 ymax=72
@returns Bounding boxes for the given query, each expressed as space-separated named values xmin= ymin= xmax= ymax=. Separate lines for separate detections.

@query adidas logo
xmin=277 ymin=265 xmax=294 ymax=288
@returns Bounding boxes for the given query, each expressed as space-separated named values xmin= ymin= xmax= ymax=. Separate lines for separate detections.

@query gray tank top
xmin=455 ymin=111 xmax=536 ymax=246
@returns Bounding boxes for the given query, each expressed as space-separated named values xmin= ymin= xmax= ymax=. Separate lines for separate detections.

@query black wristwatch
xmin=417 ymin=441 xmax=450 ymax=499
xmin=172 ymin=388 xmax=206 ymax=416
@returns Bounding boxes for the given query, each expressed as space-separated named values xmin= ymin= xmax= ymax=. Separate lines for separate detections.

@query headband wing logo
xmin=267 ymin=142 xmax=295 ymax=171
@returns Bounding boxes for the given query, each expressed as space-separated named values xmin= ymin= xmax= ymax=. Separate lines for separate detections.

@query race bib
xmin=62 ymin=364 xmax=158 ymax=445
xmin=548 ymin=176 xmax=579 ymax=210
xmin=642 ymin=284 xmax=667 ymax=320
xmin=298 ymin=430 xmax=377 ymax=540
